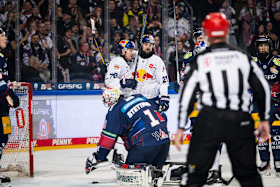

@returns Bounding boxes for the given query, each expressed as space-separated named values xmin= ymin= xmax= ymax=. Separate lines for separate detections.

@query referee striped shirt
xmin=178 ymin=42 xmax=270 ymax=129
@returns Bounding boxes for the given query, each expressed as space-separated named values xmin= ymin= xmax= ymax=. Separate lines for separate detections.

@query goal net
xmin=0 ymin=82 xmax=33 ymax=177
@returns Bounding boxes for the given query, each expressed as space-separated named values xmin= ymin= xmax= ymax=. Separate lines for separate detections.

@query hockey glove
xmin=120 ymin=79 xmax=138 ymax=89
xmin=158 ymin=96 xmax=170 ymax=112
xmin=85 ymin=152 xmax=110 ymax=175
xmin=0 ymin=85 xmax=19 ymax=108
xmin=174 ymin=82 xmax=180 ymax=93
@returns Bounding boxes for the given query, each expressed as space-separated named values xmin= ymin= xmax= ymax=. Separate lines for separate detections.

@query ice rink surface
xmin=10 ymin=145 xmax=280 ymax=187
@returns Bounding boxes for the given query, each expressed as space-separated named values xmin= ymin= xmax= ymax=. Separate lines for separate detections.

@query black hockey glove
xmin=159 ymin=96 xmax=170 ymax=112
xmin=85 ymin=152 xmax=109 ymax=175
xmin=0 ymin=85 xmax=19 ymax=108
xmin=174 ymin=82 xmax=180 ymax=93
xmin=120 ymin=79 xmax=138 ymax=89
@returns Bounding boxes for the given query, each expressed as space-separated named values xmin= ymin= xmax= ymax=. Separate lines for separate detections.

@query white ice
xmin=10 ymin=145 xmax=280 ymax=187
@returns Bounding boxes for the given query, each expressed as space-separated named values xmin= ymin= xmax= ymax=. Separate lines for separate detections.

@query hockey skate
xmin=206 ymin=170 xmax=222 ymax=186
xmin=258 ymin=161 xmax=271 ymax=176
xmin=274 ymin=161 xmax=280 ymax=178
xmin=0 ymin=173 xmax=11 ymax=187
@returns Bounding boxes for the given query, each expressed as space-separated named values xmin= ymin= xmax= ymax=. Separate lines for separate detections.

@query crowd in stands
xmin=0 ymin=0 xmax=279 ymax=84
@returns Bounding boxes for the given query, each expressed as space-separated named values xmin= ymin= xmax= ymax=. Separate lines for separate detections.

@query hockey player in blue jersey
xmin=252 ymin=35 xmax=280 ymax=177
xmin=174 ymin=27 xmax=207 ymax=92
xmin=0 ymin=28 xmax=19 ymax=183
xmin=85 ymin=87 xmax=170 ymax=174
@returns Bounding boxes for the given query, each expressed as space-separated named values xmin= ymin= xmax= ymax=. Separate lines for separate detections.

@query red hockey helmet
xmin=202 ymin=12 xmax=230 ymax=38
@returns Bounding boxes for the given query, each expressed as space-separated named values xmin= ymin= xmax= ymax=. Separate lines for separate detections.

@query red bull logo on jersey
xmin=132 ymin=69 xmax=154 ymax=82
xmin=114 ymin=65 xmax=120 ymax=70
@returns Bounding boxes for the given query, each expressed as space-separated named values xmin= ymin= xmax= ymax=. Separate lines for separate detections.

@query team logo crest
xmin=270 ymin=67 xmax=279 ymax=74
xmin=263 ymin=65 xmax=267 ymax=69
xmin=152 ymin=129 xmax=169 ymax=141
xmin=37 ymin=118 xmax=50 ymax=139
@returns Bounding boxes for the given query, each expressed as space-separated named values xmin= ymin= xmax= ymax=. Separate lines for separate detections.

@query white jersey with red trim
xmin=131 ymin=54 xmax=169 ymax=99
xmin=104 ymin=56 xmax=133 ymax=96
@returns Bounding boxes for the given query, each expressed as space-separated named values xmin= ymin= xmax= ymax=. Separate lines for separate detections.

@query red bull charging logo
xmin=132 ymin=69 xmax=154 ymax=82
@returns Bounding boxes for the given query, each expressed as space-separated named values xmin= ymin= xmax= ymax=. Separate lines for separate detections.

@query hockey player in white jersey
xmin=132 ymin=35 xmax=170 ymax=112
xmin=104 ymin=40 xmax=138 ymax=96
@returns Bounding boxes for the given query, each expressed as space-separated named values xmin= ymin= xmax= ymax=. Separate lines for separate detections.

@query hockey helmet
xmin=141 ymin=35 xmax=155 ymax=47
xmin=255 ymin=35 xmax=272 ymax=48
xmin=193 ymin=27 xmax=204 ymax=39
xmin=102 ymin=87 xmax=123 ymax=107
xmin=118 ymin=40 xmax=135 ymax=53
xmin=202 ymin=12 xmax=230 ymax=38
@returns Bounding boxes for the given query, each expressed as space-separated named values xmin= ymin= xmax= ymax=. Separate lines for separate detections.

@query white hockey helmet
xmin=102 ymin=87 xmax=123 ymax=107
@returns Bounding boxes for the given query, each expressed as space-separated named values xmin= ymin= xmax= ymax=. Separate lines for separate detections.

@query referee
xmin=174 ymin=13 xmax=271 ymax=187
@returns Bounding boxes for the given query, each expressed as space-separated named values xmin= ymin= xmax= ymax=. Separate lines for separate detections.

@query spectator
xmin=2 ymin=2 xmax=13 ymax=24
xmin=92 ymin=6 xmax=103 ymax=32
xmin=38 ymin=22 xmax=52 ymax=51
xmin=269 ymin=32 xmax=280 ymax=53
xmin=37 ymin=0 xmax=49 ymax=20
xmin=26 ymin=21 xmax=38 ymax=42
xmin=272 ymin=11 xmax=280 ymax=36
xmin=110 ymin=15 xmax=123 ymax=39
xmin=71 ymin=23 xmax=81 ymax=50
xmin=70 ymin=3 xmax=87 ymax=26
xmin=57 ymin=28 xmax=77 ymax=70
xmin=44 ymin=20 xmax=52 ymax=38
xmin=167 ymin=4 xmax=190 ymax=42
xmin=146 ymin=15 xmax=162 ymax=36
xmin=1 ymin=11 xmax=15 ymax=38
xmin=148 ymin=0 xmax=161 ymax=23
xmin=266 ymin=21 xmax=273 ymax=35
xmin=22 ymin=33 xmax=50 ymax=82
xmin=21 ymin=1 xmax=33 ymax=24
xmin=123 ymin=16 xmax=140 ymax=44
xmin=79 ymin=26 xmax=101 ymax=55
xmin=25 ymin=6 xmax=43 ymax=29
xmin=57 ymin=8 xmax=74 ymax=37
xmin=109 ymin=0 xmax=123 ymax=28
xmin=76 ymin=42 xmax=95 ymax=68
xmin=110 ymin=31 xmax=121 ymax=56
xmin=122 ymin=0 xmax=144 ymax=27
xmin=21 ymin=56 xmax=44 ymax=82
xmin=153 ymin=35 xmax=161 ymax=58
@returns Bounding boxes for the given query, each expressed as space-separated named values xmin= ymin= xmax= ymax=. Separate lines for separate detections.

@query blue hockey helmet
xmin=102 ymin=87 xmax=123 ymax=107
xmin=118 ymin=40 xmax=135 ymax=53
xmin=141 ymin=35 xmax=155 ymax=47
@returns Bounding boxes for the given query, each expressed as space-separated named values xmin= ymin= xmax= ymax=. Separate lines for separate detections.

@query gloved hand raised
xmin=158 ymin=96 xmax=170 ymax=112
xmin=120 ymin=79 xmax=138 ymax=89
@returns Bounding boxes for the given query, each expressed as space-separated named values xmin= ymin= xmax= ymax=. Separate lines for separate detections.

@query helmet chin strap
xmin=258 ymin=52 xmax=270 ymax=61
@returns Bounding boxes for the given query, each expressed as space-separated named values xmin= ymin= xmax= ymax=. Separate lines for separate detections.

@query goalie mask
xmin=102 ymin=87 xmax=123 ymax=107
xmin=194 ymin=41 xmax=208 ymax=55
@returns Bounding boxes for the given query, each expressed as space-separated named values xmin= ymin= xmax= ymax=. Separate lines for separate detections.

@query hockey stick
xmin=90 ymin=18 xmax=106 ymax=66
xmin=173 ymin=0 xmax=180 ymax=85
xmin=133 ymin=0 xmax=150 ymax=80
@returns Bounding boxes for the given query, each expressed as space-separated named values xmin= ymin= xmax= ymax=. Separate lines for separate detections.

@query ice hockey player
xmin=0 ymin=28 xmax=20 ymax=183
xmin=132 ymin=35 xmax=170 ymax=112
xmin=85 ymin=87 xmax=170 ymax=174
xmin=174 ymin=27 xmax=207 ymax=92
xmin=252 ymin=35 xmax=280 ymax=177
xmin=105 ymin=40 xmax=138 ymax=96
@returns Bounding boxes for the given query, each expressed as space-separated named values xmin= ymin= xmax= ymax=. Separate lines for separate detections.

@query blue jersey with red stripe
xmin=96 ymin=94 xmax=170 ymax=160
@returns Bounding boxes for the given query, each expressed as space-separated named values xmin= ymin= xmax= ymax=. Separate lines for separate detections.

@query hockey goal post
xmin=0 ymin=82 xmax=33 ymax=177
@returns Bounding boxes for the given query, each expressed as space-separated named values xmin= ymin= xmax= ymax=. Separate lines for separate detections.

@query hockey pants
xmin=181 ymin=107 xmax=263 ymax=187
